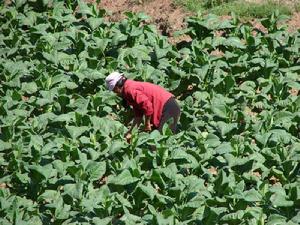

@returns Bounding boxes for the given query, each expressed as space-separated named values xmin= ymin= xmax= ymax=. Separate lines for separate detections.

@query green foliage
xmin=175 ymin=0 xmax=294 ymax=19
xmin=202 ymin=0 xmax=237 ymax=9
xmin=175 ymin=0 xmax=237 ymax=11
xmin=296 ymin=1 xmax=300 ymax=12
xmin=210 ymin=0 xmax=293 ymax=18
xmin=0 ymin=0 xmax=299 ymax=224
xmin=174 ymin=0 xmax=205 ymax=13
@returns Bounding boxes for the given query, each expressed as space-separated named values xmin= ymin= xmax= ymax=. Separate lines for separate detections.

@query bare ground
xmin=99 ymin=0 xmax=189 ymax=37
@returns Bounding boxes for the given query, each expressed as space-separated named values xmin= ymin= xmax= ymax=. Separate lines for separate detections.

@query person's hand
xmin=125 ymin=132 xmax=132 ymax=143
xmin=144 ymin=116 xmax=152 ymax=132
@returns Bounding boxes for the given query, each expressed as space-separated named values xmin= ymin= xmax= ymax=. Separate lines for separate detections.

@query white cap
xmin=105 ymin=71 xmax=123 ymax=91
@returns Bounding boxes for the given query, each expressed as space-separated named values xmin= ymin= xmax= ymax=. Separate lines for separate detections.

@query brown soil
xmin=252 ymin=171 xmax=262 ymax=178
xmin=244 ymin=106 xmax=258 ymax=118
xmin=208 ymin=166 xmax=218 ymax=175
xmin=289 ymin=12 xmax=300 ymax=32
xmin=0 ymin=183 xmax=7 ymax=189
xmin=269 ymin=175 xmax=280 ymax=185
xmin=289 ymin=88 xmax=299 ymax=96
xmin=99 ymin=0 xmax=189 ymax=37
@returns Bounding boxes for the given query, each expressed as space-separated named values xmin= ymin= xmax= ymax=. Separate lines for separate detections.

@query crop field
xmin=0 ymin=0 xmax=299 ymax=224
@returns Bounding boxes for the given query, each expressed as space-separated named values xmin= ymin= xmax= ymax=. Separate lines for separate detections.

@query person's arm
xmin=125 ymin=89 xmax=154 ymax=143
xmin=131 ymin=90 xmax=154 ymax=131
xmin=144 ymin=115 xmax=152 ymax=131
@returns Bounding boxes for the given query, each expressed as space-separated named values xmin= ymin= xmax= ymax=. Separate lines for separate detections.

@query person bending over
xmin=105 ymin=71 xmax=180 ymax=142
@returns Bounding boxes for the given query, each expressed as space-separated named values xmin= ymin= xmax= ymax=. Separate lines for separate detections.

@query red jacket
xmin=122 ymin=79 xmax=173 ymax=128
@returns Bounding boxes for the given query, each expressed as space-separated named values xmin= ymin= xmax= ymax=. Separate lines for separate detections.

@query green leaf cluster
xmin=0 ymin=1 xmax=299 ymax=224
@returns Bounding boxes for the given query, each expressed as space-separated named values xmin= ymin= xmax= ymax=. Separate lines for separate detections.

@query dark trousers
xmin=158 ymin=97 xmax=180 ymax=133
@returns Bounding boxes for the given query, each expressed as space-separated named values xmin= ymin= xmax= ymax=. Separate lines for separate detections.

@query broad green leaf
xmin=291 ymin=211 xmax=300 ymax=224
xmin=63 ymin=183 xmax=83 ymax=199
xmin=77 ymin=1 xmax=94 ymax=16
xmin=269 ymin=129 xmax=292 ymax=145
xmin=214 ymin=142 xmax=233 ymax=155
xmin=266 ymin=214 xmax=287 ymax=225
xmin=38 ymin=190 xmax=60 ymax=203
xmin=15 ymin=173 xmax=30 ymax=184
xmin=66 ymin=126 xmax=89 ymax=139
xmin=115 ymin=193 xmax=132 ymax=208
xmin=55 ymin=200 xmax=71 ymax=220
xmin=221 ymin=210 xmax=244 ymax=222
xmin=92 ymin=217 xmax=112 ymax=225
xmin=287 ymin=81 xmax=300 ymax=90
xmin=270 ymin=193 xmax=294 ymax=207
xmin=87 ymin=17 xmax=104 ymax=30
xmin=216 ymin=121 xmax=237 ymax=136
xmin=224 ymin=37 xmax=246 ymax=49
xmin=211 ymin=104 xmax=227 ymax=119
xmin=170 ymin=150 xmax=198 ymax=168
xmin=42 ymin=52 xmax=58 ymax=64
xmin=86 ymin=161 xmax=106 ymax=181
xmin=244 ymin=189 xmax=262 ymax=202
xmin=120 ymin=207 xmax=143 ymax=224
xmin=108 ymin=169 xmax=139 ymax=186
xmin=0 ymin=141 xmax=11 ymax=151
xmin=30 ymin=135 xmax=44 ymax=148
xmin=21 ymin=82 xmax=38 ymax=94
xmin=138 ymin=183 xmax=156 ymax=200
xmin=109 ymin=140 xmax=124 ymax=154
xmin=240 ymin=81 xmax=256 ymax=94
xmin=28 ymin=164 xmax=53 ymax=180
xmin=205 ymin=134 xmax=221 ymax=148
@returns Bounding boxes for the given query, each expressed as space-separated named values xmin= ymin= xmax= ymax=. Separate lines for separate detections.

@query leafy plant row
xmin=0 ymin=1 xmax=299 ymax=224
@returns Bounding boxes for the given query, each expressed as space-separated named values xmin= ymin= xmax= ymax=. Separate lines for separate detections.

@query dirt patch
xmin=208 ymin=166 xmax=218 ymax=175
xmin=244 ymin=106 xmax=258 ymax=118
xmin=210 ymin=49 xmax=225 ymax=57
xmin=250 ymin=19 xmax=269 ymax=34
xmin=269 ymin=175 xmax=280 ymax=185
xmin=288 ymin=12 xmax=300 ymax=32
xmin=168 ymin=34 xmax=192 ymax=45
xmin=99 ymin=0 xmax=189 ymax=37
xmin=0 ymin=183 xmax=8 ymax=189
xmin=252 ymin=171 xmax=262 ymax=178
xmin=289 ymin=88 xmax=299 ymax=96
